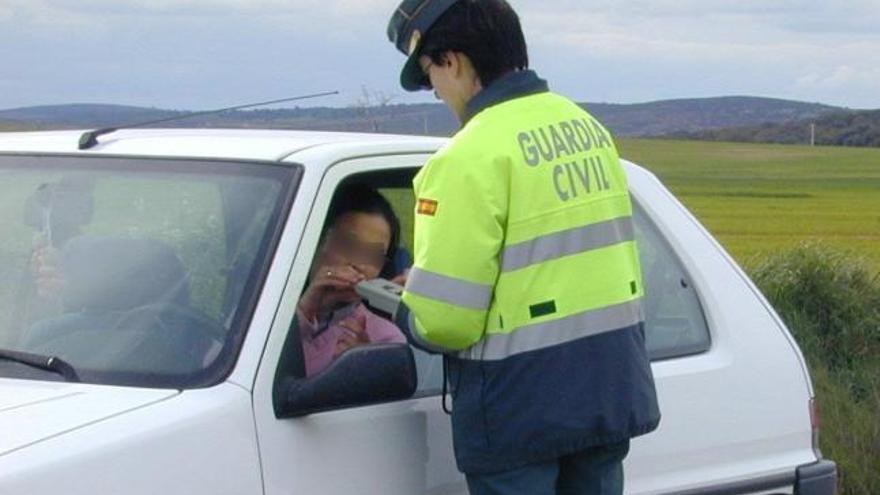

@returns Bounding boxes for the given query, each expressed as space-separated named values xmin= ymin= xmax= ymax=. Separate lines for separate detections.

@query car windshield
xmin=0 ymin=155 xmax=298 ymax=388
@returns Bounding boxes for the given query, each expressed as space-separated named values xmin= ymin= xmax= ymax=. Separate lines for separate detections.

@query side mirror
xmin=275 ymin=343 xmax=418 ymax=418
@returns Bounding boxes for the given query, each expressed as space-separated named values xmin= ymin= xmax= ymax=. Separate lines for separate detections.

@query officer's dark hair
xmin=324 ymin=183 xmax=401 ymax=279
xmin=419 ymin=0 xmax=528 ymax=87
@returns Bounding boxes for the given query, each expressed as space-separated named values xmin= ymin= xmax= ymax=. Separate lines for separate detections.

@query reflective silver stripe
xmin=471 ymin=299 xmax=644 ymax=361
xmin=501 ymin=217 xmax=635 ymax=273
xmin=406 ymin=267 xmax=493 ymax=311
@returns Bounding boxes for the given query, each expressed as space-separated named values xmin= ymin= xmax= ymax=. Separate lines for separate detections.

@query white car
xmin=0 ymin=129 xmax=836 ymax=495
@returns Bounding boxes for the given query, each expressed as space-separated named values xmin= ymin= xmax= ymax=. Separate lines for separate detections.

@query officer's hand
xmin=391 ymin=268 xmax=410 ymax=287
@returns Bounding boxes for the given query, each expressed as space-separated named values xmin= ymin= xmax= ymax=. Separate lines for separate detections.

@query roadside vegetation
xmin=749 ymin=244 xmax=879 ymax=495
xmin=619 ymin=139 xmax=879 ymax=494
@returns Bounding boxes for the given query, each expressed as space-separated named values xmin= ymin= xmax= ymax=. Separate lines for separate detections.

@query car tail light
xmin=810 ymin=398 xmax=823 ymax=458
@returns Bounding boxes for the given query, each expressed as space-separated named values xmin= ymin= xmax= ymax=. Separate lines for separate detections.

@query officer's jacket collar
xmin=462 ymin=70 xmax=549 ymax=126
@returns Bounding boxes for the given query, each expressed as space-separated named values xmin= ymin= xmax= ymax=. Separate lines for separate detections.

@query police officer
xmin=387 ymin=1 xmax=661 ymax=493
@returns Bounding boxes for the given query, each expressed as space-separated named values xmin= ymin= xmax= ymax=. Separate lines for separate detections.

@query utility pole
xmin=810 ymin=123 xmax=816 ymax=147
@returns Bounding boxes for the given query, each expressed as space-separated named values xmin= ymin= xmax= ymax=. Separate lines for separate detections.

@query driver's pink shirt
xmin=298 ymin=303 xmax=406 ymax=376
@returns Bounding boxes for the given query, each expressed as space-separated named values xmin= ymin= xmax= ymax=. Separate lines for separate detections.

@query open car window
xmin=275 ymin=167 xmax=446 ymax=402
xmin=0 ymin=155 xmax=299 ymax=388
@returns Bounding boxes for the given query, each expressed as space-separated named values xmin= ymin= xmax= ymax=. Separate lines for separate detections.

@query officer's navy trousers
xmin=465 ymin=441 xmax=630 ymax=495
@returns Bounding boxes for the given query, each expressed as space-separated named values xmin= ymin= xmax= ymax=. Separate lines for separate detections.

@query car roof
xmin=0 ymin=128 xmax=657 ymax=186
xmin=0 ymin=128 xmax=448 ymax=162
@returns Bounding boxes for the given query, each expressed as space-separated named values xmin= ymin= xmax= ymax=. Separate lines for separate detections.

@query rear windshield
xmin=0 ymin=154 xmax=299 ymax=388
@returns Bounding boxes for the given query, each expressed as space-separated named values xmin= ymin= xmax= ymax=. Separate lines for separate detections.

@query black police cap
xmin=387 ymin=0 xmax=459 ymax=91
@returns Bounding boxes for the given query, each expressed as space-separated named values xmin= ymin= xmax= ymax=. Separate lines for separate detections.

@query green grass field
xmin=617 ymin=139 xmax=880 ymax=272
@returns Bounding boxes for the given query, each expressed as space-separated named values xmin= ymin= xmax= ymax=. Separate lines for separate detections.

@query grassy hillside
xmin=617 ymin=139 xmax=880 ymax=271
xmin=589 ymin=96 xmax=839 ymax=137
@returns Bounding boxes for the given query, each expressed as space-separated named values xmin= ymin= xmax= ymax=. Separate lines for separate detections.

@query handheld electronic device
xmin=355 ymin=278 xmax=404 ymax=318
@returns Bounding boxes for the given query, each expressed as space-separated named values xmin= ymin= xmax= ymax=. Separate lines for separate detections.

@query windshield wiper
xmin=0 ymin=349 xmax=80 ymax=382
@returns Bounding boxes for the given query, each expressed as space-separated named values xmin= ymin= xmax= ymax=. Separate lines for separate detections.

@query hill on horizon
xmin=585 ymin=96 xmax=841 ymax=137
xmin=0 ymin=96 xmax=857 ymax=139
xmin=668 ymin=109 xmax=880 ymax=147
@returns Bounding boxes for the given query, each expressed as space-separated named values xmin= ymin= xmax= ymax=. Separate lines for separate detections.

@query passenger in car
xmin=296 ymin=184 xmax=406 ymax=376
xmin=22 ymin=236 xmax=193 ymax=354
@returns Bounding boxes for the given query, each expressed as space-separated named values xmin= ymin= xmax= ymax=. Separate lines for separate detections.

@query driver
xmin=296 ymin=184 xmax=407 ymax=376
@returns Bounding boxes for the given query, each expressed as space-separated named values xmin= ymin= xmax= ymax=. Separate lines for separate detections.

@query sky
xmin=1 ymin=0 xmax=879 ymax=111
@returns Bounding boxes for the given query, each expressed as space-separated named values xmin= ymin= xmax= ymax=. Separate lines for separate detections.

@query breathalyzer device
xmin=355 ymin=278 xmax=404 ymax=318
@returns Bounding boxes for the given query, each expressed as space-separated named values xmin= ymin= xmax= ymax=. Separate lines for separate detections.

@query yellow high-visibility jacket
xmin=396 ymin=70 xmax=660 ymax=475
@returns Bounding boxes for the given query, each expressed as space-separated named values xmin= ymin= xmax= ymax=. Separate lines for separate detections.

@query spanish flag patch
xmin=417 ymin=198 xmax=439 ymax=216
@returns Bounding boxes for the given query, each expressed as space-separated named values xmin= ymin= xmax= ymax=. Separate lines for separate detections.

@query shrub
xmin=748 ymin=242 xmax=880 ymax=372
xmin=747 ymin=242 xmax=880 ymax=494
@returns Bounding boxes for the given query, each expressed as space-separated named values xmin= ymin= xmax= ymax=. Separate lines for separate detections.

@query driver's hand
xmin=298 ymin=264 xmax=366 ymax=321
xmin=334 ymin=312 xmax=370 ymax=358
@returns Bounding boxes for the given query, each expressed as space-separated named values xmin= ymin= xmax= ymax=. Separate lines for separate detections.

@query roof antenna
xmin=78 ymin=90 xmax=340 ymax=150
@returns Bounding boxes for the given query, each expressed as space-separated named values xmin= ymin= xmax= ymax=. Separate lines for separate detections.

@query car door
xmin=251 ymin=153 xmax=467 ymax=495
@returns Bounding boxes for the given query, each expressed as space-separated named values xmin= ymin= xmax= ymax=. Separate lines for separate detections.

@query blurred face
xmin=313 ymin=212 xmax=392 ymax=280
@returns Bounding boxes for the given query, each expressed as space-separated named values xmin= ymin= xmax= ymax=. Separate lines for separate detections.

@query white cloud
xmin=797 ymin=66 xmax=859 ymax=91
xmin=520 ymin=0 xmax=880 ymax=56
xmin=518 ymin=0 xmax=880 ymax=32
xmin=793 ymin=65 xmax=880 ymax=108
xmin=5 ymin=0 xmax=391 ymax=24
xmin=517 ymin=1 xmax=880 ymax=108
xmin=2 ymin=0 xmax=880 ymax=109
